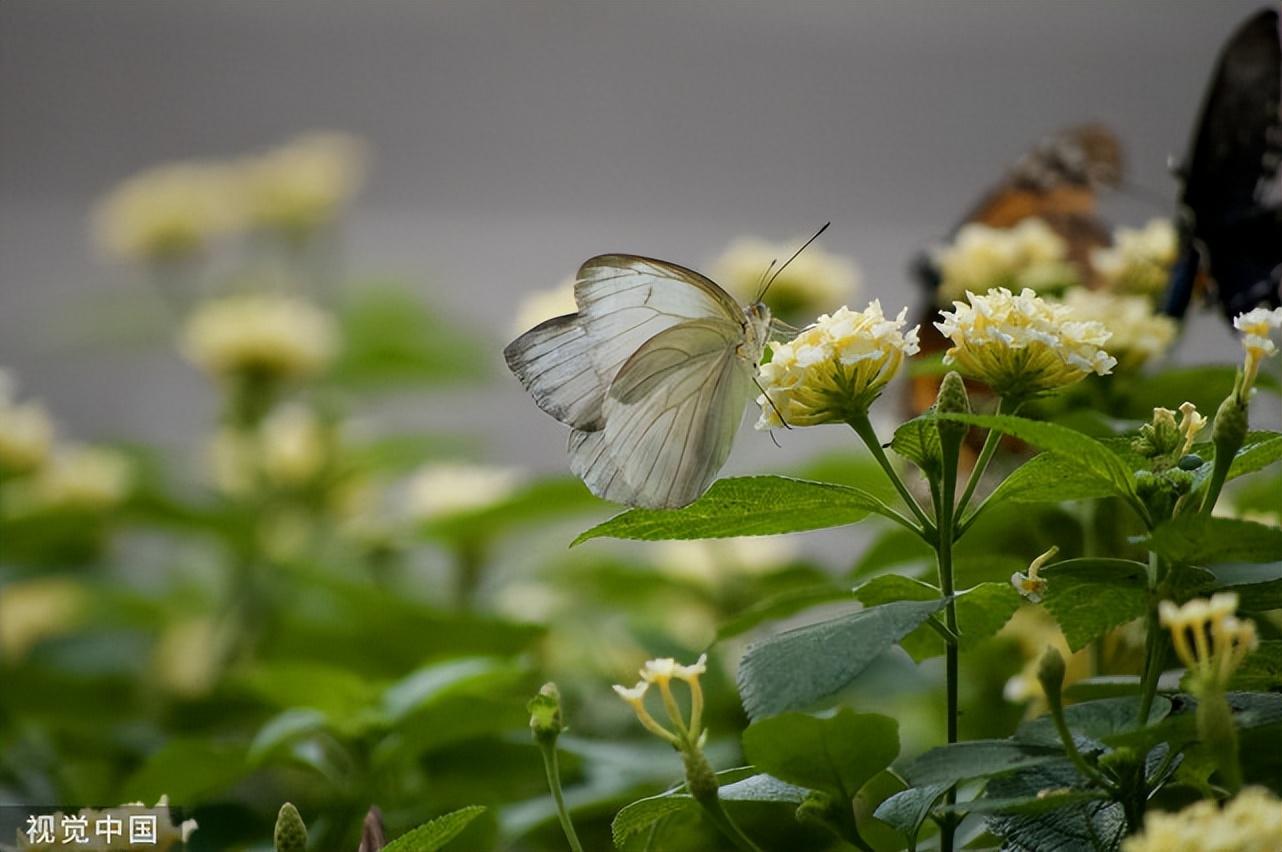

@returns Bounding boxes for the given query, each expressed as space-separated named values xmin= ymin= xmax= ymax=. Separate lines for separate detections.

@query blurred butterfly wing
xmin=1167 ymin=8 xmax=1282 ymax=319
xmin=569 ymin=319 xmax=752 ymax=509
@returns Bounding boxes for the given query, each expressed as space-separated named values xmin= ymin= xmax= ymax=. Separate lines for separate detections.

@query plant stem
xmin=954 ymin=397 xmax=1008 ymax=519
xmin=1137 ymin=552 xmax=1165 ymax=728
xmin=695 ymin=795 xmax=764 ymax=852
xmin=847 ymin=414 xmax=936 ymax=538
xmin=538 ymin=742 xmax=585 ymax=852
xmin=936 ymin=433 xmax=960 ymax=852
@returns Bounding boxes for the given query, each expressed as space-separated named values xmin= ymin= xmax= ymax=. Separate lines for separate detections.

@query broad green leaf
xmin=1014 ymin=696 xmax=1171 ymax=749
xmin=873 ymin=784 xmax=949 ymax=849
xmin=573 ymin=476 xmax=890 ymax=545
xmin=121 ymin=740 xmax=247 ymax=804
xmin=1208 ymin=562 xmax=1282 ymax=587
xmin=985 ymin=452 xmax=1119 ymax=506
xmin=899 ymin=741 xmax=1064 ymax=786
xmin=1040 ymin=558 xmax=1148 ymax=652
xmin=383 ymin=805 xmax=487 ymax=852
xmin=936 ymin=413 xmax=1137 ymax=503
xmin=942 ymin=791 xmax=1107 ymax=816
xmin=611 ymin=772 xmax=808 ymax=846
xmin=715 ymin=584 xmax=852 ymax=642
xmin=1230 ymin=578 xmax=1282 ymax=612
xmin=854 ymin=576 xmax=1020 ymax=660
xmin=741 ymin=709 xmax=898 ymax=800
xmin=737 ymin=599 xmax=945 ymax=719
xmin=237 ymin=661 xmax=378 ymax=729
xmin=382 ymin=657 xmax=520 ymax=724
xmin=985 ymin=763 xmax=1125 ymax=851
xmin=1228 ymin=431 xmax=1282 ymax=479
xmin=248 ymin=708 xmax=330 ymax=766
xmin=1149 ymin=515 xmax=1282 ymax=566
xmin=890 ymin=416 xmax=942 ymax=478
xmin=1230 ymin=641 xmax=1282 ymax=691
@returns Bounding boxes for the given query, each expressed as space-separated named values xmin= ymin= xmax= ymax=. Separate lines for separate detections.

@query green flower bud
xmin=274 ymin=802 xmax=307 ymax=852
xmin=934 ymin=371 xmax=972 ymax=447
xmin=1212 ymin=395 xmax=1248 ymax=458
xmin=528 ymin=682 xmax=564 ymax=746
xmin=1036 ymin=646 xmax=1066 ymax=709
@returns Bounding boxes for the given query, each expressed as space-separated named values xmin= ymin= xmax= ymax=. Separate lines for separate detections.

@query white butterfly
xmin=504 ymin=254 xmax=773 ymax=509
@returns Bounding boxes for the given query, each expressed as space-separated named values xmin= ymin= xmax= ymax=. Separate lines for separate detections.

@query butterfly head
xmin=742 ymin=302 xmax=773 ymax=365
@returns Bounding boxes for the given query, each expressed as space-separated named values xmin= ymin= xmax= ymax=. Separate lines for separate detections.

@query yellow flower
xmin=258 ymin=404 xmax=330 ymax=486
xmin=935 ymin=287 xmax=1116 ymax=399
xmin=1010 ymin=545 xmax=1057 ymax=603
xmin=934 ymin=219 xmax=1079 ymax=304
xmin=756 ymin=300 xmax=920 ymax=428
xmin=1091 ymin=218 xmax=1178 ymax=297
xmin=1159 ymin=593 xmax=1257 ymax=691
xmin=92 ymin=161 xmax=242 ymax=262
xmin=0 ymin=577 xmax=86 ymax=661
xmin=403 ymin=462 xmax=522 ymax=521
xmin=512 ymin=278 xmax=577 ymax=333
xmin=710 ymin=235 xmax=861 ymax=319
xmin=1176 ymin=401 xmax=1206 ymax=457
xmin=0 ymin=371 xmax=54 ymax=474
xmin=23 ymin=445 xmax=132 ymax=511
xmin=1233 ymin=306 xmax=1282 ymax=399
xmin=181 ymin=292 xmax=338 ymax=383
xmin=1123 ymin=787 xmax=1282 ymax=852
xmin=1060 ymin=289 xmax=1178 ymax=372
xmin=652 ymin=535 xmax=794 ymax=587
xmin=614 ymin=654 xmax=708 ymax=748
xmin=239 ymin=132 xmax=366 ymax=238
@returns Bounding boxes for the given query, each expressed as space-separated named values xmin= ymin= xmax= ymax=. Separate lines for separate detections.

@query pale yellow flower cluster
xmin=755 ymin=300 xmax=920 ymax=428
xmin=933 ymin=219 xmax=1079 ymax=304
xmin=0 ymin=577 xmax=86 ymax=661
xmin=1123 ymin=787 xmax=1282 ymax=852
xmin=1091 ymin=218 xmax=1178 ymax=297
xmin=0 ymin=370 xmax=54 ymax=474
xmin=208 ymin=404 xmax=332 ymax=495
xmin=512 ymin=278 xmax=578 ymax=333
xmin=1060 ymin=289 xmax=1177 ymax=372
xmin=1234 ymin=306 xmax=1282 ymax=398
xmin=652 ymin=535 xmax=794 ymax=587
xmin=18 ymin=796 xmax=196 ymax=851
xmin=93 ymin=132 xmax=365 ymax=262
xmin=1159 ymin=593 xmax=1257 ymax=691
xmin=613 ymin=654 xmax=708 ymax=747
xmin=403 ymin=462 xmax=523 ymax=521
xmin=710 ymin=235 xmax=861 ymax=318
xmin=935 ymin=287 xmax=1116 ymax=399
xmin=23 ymin=445 xmax=133 ymax=511
xmin=181 ymin=292 xmax=338 ymax=383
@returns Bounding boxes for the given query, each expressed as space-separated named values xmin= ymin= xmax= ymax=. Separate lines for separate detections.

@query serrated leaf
xmin=1149 ymin=515 xmax=1282 ymax=566
xmin=986 ymin=452 xmax=1120 ymax=506
xmin=873 ymin=784 xmax=949 ymax=848
xmin=741 ymin=709 xmax=898 ymax=800
xmin=737 ymin=599 xmax=945 ymax=719
xmin=1040 ymin=558 xmax=1148 ymax=652
xmin=853 ymin=576 xmax=1020 ymax=660
xmin=891 ymin=416 xmax=942 ymax=478
xmin=573 ymin=476 xmax=890 ymax=545
xmin=1231 ymin=640 xmax=1282 ymax=691
xmin=610 ymin=772 xmax=807 ymax=846
xmin=984 ymin=763 xmax=1125 ymax=852
xmin=1228 ymin=431 xmax=1282 ymax=479
xmin=1014 ymin=696 xmax=1171 ymax=749
xmin=383 ymin=805 xmax=487 ymax=851
xmin=899 ymin=741 xmax=1065 ymax=787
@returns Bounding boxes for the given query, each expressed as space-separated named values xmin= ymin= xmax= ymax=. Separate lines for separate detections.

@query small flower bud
xmin=1212 ymin=395 xmax=1248 ymax=459
xmin=528 ymin=682 xmax=565 ymax=746
xmin=934 ymin=371 xmax=971 ymax=446
xmin=1036 ymin=646 xmax=1066 ymax=707
xmin=274 ymin=802 xmax=308 ymax=852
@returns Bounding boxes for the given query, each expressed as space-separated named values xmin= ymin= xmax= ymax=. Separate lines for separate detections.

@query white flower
xmin=1123 ymin=787 xmax=1282 ymax=852
xmin=756 ymin=300 xmax=920 ymax=428
xmin=258 ymin=404 xmax=329 ymax=486
xmin=181 ymin=292 xmax=338 ymax=382
xmin=1234 ymin=306 xmax=1282 ymax=398
xmin=710 ymin=235 xmax=861 ymax=318
xmin=1010 ymin=545 xmax=1057 ymax=604
xmin=92 ymin=161 xmax=242 ymax=262
xmin=239 ymin=132 xmax=366 ymax=238
xmin=1091 ymin=218 xmax=1178 ymax=296
xmin=24 ymin=445 xmax=132 ymax=511
xmin=614 ymin=654 xmax=709 ymax=747
xmin=934 ymin=219 xmax=1079 ymax=304
xmin=512 ymin=278 xmax=577 ymax=333
xmin=404 ymin=462 xmax=522 ymax=521
xmin=0 ymin=371 xmax=54 ymax=474
xmin=935 ymin=287 xmax=1116 ymax=399
xmin=1060 ymin=289 xmax=1178 ymax=371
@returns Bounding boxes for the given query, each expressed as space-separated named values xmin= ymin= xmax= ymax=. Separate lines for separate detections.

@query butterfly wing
xmin=569 ymin=318 xmax=753 ymax=508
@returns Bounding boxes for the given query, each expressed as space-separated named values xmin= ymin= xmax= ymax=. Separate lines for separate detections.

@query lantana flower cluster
xmin=755 ymin=300 xmax=920 ymax=428
xmin=1090 ymin=218 xmax=1179 ymax=297
xmin=1234 ymin=306 xmax=1282 ymax=399
xmin=181 ymin=292 xmax=339 ymax=384
xmin=711 ymin=235 xmax=861 ymax=320
xmin=1159 ymin=593 xmax=1257 ymax=693
xmin=933 ymin=219 xmax=1078 ymax=303
xmin=1123 ymin=786 xmax=1282 ymax=852
xmin=1060 ymin=289 xmax=1177 ymax=372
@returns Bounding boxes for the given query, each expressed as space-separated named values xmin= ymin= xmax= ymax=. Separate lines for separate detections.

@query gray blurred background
xmin=0 ymin=0 xmax=1269 ymax=474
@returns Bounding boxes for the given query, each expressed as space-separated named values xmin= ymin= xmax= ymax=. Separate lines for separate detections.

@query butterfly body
xmin=505 ymin=255 xmax=770 ymax=509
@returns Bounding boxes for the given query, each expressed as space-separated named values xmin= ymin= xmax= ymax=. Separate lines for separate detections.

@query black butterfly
xmin=1163 ymin=7 xmax=1282 ymax=320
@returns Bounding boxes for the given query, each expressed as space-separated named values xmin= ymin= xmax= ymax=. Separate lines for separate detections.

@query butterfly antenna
xmin=753 ymin=376 xmax=792 ymax=431
xmin=753 ymin=258 xmax=779 ymax=302
xmin=757 ymin=222 xmax=831 ymax=302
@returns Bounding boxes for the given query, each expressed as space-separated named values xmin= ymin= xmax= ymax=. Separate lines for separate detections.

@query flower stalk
xmin=529 ymin=683 xmax=585 ymax=852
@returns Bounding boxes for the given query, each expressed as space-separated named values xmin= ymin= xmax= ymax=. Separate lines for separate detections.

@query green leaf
xmin=383 ymin=806 xmax=487 ymax=852
xmin=943 ymin=791 xmax=1107 ymax=816
xmin=1115 ymin=364 xmax=1242 ymax=418
xmin=853 ymin=576 xmax=1020 ymax=660
xmin=737 ymin=599 xmax=945 ymax=719
xmin=891 ymin=416 xmax=942 ymax=478
xmin=573 ymin=476 xmax=891 ymax=545
xmin=985 ymin=452 xmax=1120 ymax=506
xmin=121 ymin=740 xmax=247 ymax=804
xmin=248 ymin=708 xmax=330 ymax=766
xmin=237 ymin=661 xmax=378 ymax=730
xmin=1231 ymin=641 xmax=1282 ymax=691
xmin=899 ymin=741 xmax=1065 ymax=787
xmin=1014 ymin=696 xmax=1171 ymax=749
xmin=850 ymin=527 xmax=934 ymax=577
xmin=1040 ymin=558 xmax=1149 ymax=652
xmin=715 ymin=584 xmax=852 ymax=642
xmin=1149 ymin=515 xmax=1282 ymax=566
xmin=984 ymin=763 xmax=1125 ymax=852
xmin=872 ymin=784 xmax=949 ymax=848
xmin=382 ymin=657 xmax=520 ymax=724
xmin=1228 ymin=431 xmax=1282 ymax=479
xmin=741 ymin=709 xmax=898 ymax=800
xmin=936 ymin=413 xmax=1137 ymax=503
xmin=611 ymin=772 xmax=808 ymax=846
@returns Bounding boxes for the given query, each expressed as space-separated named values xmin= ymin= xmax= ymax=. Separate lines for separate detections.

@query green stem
xmin=538 ymin=743 xmax=584 ymax=852
xmin=936 ymin=434 xmax=960 ymax=852
xmin=1048 ymin=690 xmax=1118 ymax=793
xmin=1137 ymin=552 xmax=1166 ymax=730
xmin=954 ymin=397 xmax=1009 ymax=519
xmin=847 ymin=414 xmax=936 ymax=539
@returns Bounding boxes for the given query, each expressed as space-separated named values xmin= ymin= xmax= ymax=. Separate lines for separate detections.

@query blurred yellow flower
xmin=92 ymin=161 xmax=241 ymax=262
xmin=1091 ymin=218 xmax=1178 ymax=297
xmin=1060 ymin=289 xmax=1178 ymax=372
xmin=24 ymin=445 xmax=132 ymax=511
xmin=240 ymin=132 xmax=366 ymax=239
xmin=259 ymin=404 xmax=330 ymax=486
xmin=1233 ymin=306 xmax=1282 ymax=399
xmin=1159 ymin=592 xmax=1257 ymax=691
xmin=933 ymin=219 xmax=1079 ymax=304
xmin=710 ymin=235 xmax=861 ymax=318
xmin=512 ymin=278 xmax=577 ymax=333
xmin=755 ymin=300 xmax=920 ymax=428
xmin=0 ymin=370 xmax=54 ymax=474
xmin=935 ymin=287 xmax=1116 ymax=399
xmin=0 ymin=576 xmax=86 ymax=661
xmin=652 ymin=535 xmax=794 ymax=586
xmin=404 ymin=462 xmax=522 ymax=521
xmin=1000 ymin=608 xmax=1091 ymax=708
xmin=1123 ymin=787 xmax=1282 ymax=852
xmin=181 ymin=292 xmax=338 ymax=383
xmin=152 ymin=616 xmax=223 ymax=698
